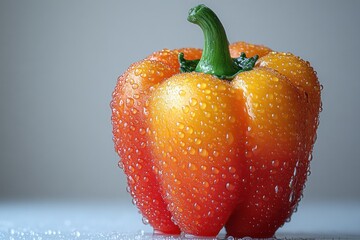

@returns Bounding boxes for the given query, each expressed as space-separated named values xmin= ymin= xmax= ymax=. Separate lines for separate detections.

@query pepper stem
xmin=179 ymin=5 xmax=259 ymax=79
xmin=188 ymin=5 xmax=238 ymax=78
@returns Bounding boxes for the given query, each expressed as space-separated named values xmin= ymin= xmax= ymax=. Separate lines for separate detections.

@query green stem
xmin=179 ymin=5 xmax=259 ymax=79
xmin=188 ymin=5 xmax=238 ymax=78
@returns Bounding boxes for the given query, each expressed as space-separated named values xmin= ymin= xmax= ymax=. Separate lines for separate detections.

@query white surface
xmin=0 ymin=200 xmax=359 ymax=239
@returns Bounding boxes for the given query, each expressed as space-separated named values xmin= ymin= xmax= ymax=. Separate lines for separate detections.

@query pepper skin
xmin=111 ymin=4 xmax=321 ymax=238
xmin=225 ymin=52 xmax=321 ymax=238
xmin=111 ymin=50 xmax=200 ymax=234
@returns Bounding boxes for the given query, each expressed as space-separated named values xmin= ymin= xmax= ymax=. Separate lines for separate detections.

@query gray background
xmin=0 ymin=0 xmax=359 ymax=204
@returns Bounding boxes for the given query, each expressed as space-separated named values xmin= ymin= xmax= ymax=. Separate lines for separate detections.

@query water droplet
xmin=199 ymin=102 xmax=207 ymax=110
xmin=204 ymin=89 xmax=211 ymax=94
xmin=185 ymin=126 xmax=194 ymax=134
xmin=197 ymin=82 xmax=207 ymax=89
xmin=194 ymin=203 xmax=201 ymax=210
xmin=251 ymin=145 xmax=258 ymax=154
xmin=126 ymin=98 xmax=134 ymax=107
xmin=229 ymin=116 xmax=236 ymax=123
xmin=202 ymin=181 xmax=209 ymax=187
xmin=211 ymin=167 xmax=220 ymax=174
xmin=143 ymin=107 xmax=149 ymax=116
xmin=212 ymin=105 xmax=218 ymax=112
xmin=135 ymin=163 xmax=142 ymax=169
xmin=228 ymin=166 xmax=236 ymax=173
xmin=245 ymin=150 xmax=253 ymax=158
xmin=170 ymin=156 xmax=177 ymax=163
xmin=132 ymin=83 xmax=139 ymax=89
xmin=176 ymin=122 xmax=185 ymax=129
xmin=141 ymin=217 xmax=149 ymax=225
xmin=266 ymin=93 xmax=274 ymax=100
xmin=128 ymin=165 xmax=135 ymax=173
xmin=134 ymin=69 xmax=141 ymax=76
xmin=289 ymin=176 xmax=294 ymax=188
xmin=168 ymin=202 xmax=175 ymax=212
xmin=152 ymin=166 xmax=158 ymax=174
xmin=139 ymin=128 xmax=146 ymax=135
xmin=179 ymin=89 xmax=186 ymax=96
xmin=189 ymin=98 xmax=198 ymax=106
xmin=226 ymin=133 xmax=234 ymax=144
xmin=131 ymin=108 xmax=138 ymax=114
xmin=262 ymin=194 xmax=269 ymax=201
xmin=289 ymin=191 xmax=295 ymax=202
xmin=117 ymin=161 xmax=124 ymax=169
xmin=271 ymin=159 xmax=279 ymax=167
xmin=226 ymin=183 xmax=235 ymax=191
xmin=128 ymin=176 xmax=135 ymax=184
xmin=199 ymin=148 xmax=208 ymax=157
xmin=188 ymin=162 xmax=197 ymax=170
xmin=74 ymin=231 xmax=81 ymax=237
xmin=194 ymin=138 xmax=202 ymax=145
xmin=174 ymin=178 xmax=181 ymax=185
xmin=188 ymin=147 xmax=196 ymax=155
xmin=178 ymin=131 xmax=185 ymax=138
xmin=182 ymin=105 xmax=190 ymax=113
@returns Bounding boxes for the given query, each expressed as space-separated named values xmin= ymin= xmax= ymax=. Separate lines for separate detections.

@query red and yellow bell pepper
xmin=111 ymin=4 xmax=321 ymax=238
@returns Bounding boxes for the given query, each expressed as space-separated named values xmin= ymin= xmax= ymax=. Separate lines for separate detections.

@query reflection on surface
xmin=0 ymin=201 xmax=359 ymax=239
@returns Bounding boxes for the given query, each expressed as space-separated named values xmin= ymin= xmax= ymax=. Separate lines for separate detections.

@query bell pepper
xmin=111 ymin=4 xmax=321 ymax=238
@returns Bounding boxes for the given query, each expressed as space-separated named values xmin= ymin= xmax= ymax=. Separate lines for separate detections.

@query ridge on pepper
xmin=111 ymin=4 xmax=321 ymax=238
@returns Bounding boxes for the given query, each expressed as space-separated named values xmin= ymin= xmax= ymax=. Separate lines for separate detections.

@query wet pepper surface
xmin=111 ymin=4 xmax=321 ymax=238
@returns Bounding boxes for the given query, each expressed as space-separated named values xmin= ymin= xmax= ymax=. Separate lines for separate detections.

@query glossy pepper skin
xmin=111 ymin=4 xmax=321 ymax=238
xmin=111 ymin=49 xmax=202 ymax=234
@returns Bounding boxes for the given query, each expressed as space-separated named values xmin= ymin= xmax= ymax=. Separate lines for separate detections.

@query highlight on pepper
xmin=110 ymin=4 xmax=321 ymax=238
